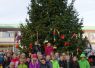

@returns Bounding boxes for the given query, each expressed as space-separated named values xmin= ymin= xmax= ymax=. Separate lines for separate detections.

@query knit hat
xmin=80 ymin=54 xmax=86 ymax=57
xmin=32 ymin=54 xmax=37 ymax=58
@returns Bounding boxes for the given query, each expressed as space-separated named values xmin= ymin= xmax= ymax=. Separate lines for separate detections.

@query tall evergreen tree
xmin=20 ymin=0 xmax=86 ymax=54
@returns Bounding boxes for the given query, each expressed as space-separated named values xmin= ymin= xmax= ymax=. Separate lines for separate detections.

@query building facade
xmin=83 ymin=26 xmax=95 ymax=49
xmin=0 ymin=25 xmax=20 ymax=51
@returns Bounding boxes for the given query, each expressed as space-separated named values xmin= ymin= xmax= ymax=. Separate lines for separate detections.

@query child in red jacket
xmin=45 ymin=42 xmax=54 ymax=55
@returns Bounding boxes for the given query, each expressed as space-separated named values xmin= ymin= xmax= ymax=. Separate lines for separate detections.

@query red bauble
xmin=60 ymin=34 xmax=65 ymax=39
xmin=29 ymin=43 xmax=32 ymax=49
xmin=53 ymin=31 xmax=56 ymax=35
xmin=64 ymin=42 xmax=70 ymax=46
xmin=15 ymin=43 xmax=19 ymax=48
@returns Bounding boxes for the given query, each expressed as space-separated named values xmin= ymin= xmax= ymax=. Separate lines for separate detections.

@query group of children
xmin=0 ymin=50 xmax=91 ymax=68
xmin=0 ymin=42 xmax=91 ymax=68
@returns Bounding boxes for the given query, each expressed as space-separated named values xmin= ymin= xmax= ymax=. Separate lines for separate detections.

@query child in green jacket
xmin=18 ymin=57 xmax=28 ymax=68
xmin=51 ymin=55 xmax=60 ymax=68
xmin=78 ymin=54 xmax=90 ymax=68
xmin=18 ymin=64 xmax=28 ymax=68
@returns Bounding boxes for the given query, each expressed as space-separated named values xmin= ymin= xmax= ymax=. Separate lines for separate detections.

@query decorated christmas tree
xmin=20 ymin=0 xmax=86 ymax=54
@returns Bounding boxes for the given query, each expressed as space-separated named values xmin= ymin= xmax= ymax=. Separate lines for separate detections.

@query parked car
xmin=88 ymin=55 xmax=95 ymax=66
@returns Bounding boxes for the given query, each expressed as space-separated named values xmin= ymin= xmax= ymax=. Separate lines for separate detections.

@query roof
xmin=82 ymin=26 xmax=95 ymax=30
xmin=0 ymin=24 xmax=19 ymax=28
xmin=0 ymin=24 xmax=20 ymax=31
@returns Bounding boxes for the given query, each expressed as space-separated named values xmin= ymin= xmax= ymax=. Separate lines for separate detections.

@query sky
xmin=0 ymin=0 xmax=95 ymax=26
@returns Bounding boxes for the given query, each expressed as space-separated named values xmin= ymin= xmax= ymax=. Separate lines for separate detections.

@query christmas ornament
xmin=60 ymin=34 xmax=65 ymax=39
xmin=72 ymin=33 xmax=77 ymax=38
xmin=15 ymin=43 xmax=19 ymax=48
xmin=53 ymin=29 xmax=56 ymax=35
xmin=64 ymin=42 xmax=70 ymax=46
xmin=29 ymin=43 xmax=32 ymax=49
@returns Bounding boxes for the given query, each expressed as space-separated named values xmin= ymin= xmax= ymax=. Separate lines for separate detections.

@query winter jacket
xmin=4 ymin=57 xmax=12 ymax=67
xmin=32 ymin=45 xmax=42 ymax=54
xmin=71 ymin=61 xmax=80 ymax=68
xmin=0 ymin=57 xmax=4 ymax=64
xmin=40 ymin=63 xmax=49 ymax=68
xmin=51 ymin=60 xmax=60 ymax=68
xmin=78 ymin=59 xmax=90 ymax=68
xmin=46 ymin=61 xmax=52 ymax=68
xmin=11 ymin=58 xmax=19 ymax=68
xmin=18 ymin=64 xmax=28 ymax=68
xmin=45 ymin=46 xmax=53 ymax=55
xmin=65 ymin=60 xmax=72 ymax=68
xmin=59 ymin=60 xmax=66 ymax=68
xmin=29 ymin=61 xmax=40 ymax=68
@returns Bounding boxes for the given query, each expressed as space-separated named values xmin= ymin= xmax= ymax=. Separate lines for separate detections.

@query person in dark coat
xmin=40 ymin=58 xmax=49 ymax=68
xmin=71 ymin=56 xmax=80 ymax=68
xmin=32 ymin=41 xmax=42 ymax=54
xmin=65 ymin=55 xmax=72 ymax=68
xmin=59 ymin=55 xmax=66 ymax=68
xmin=46 ymin=55 xmax=52 ymax=68
xmin=4 ymin=53 xmax=12 ymax=68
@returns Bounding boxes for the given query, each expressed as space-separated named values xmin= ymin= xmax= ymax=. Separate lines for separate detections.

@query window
xmin=0 ymin=32 xmax=2 ymax=38
xmin=2 ymin=31 xmax=14 ymax=38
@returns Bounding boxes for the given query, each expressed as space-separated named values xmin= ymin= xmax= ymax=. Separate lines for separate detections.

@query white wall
xmin=0 ymin=31 xmax=15 ymax=43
